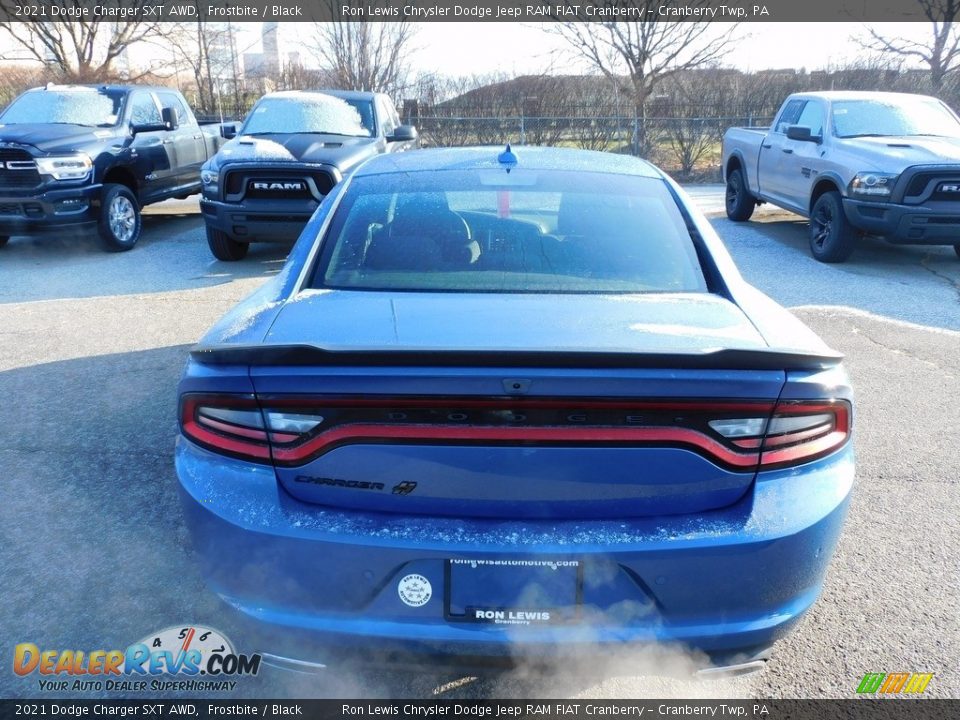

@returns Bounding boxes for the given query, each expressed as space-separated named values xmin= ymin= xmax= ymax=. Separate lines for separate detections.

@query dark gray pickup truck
xmin=0 ymin=84 xmax=222 ymax=251
xmin=199 ymin=90 xmax=418 ymax=260
xmin=723 ymin=91 xmax=960 ymax=262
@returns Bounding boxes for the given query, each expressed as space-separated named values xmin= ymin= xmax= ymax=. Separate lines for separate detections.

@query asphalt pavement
xmin=0 ymin=192 xmax=957 ymax=699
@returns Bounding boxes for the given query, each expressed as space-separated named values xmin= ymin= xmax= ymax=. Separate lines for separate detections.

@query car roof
xmin=788 ymin=90 xmax=940 ymax=103
xmin=353 ymin=146 xmax=665 ymax=179
xmin=259 ymin=89 xmax=379 ymax=102
xmin=30 ymin=84 xmax=172 ymax=93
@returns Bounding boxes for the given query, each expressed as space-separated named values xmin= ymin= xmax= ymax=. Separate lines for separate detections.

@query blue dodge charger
xmin=176 ymin=147 xmax=853 ymax=674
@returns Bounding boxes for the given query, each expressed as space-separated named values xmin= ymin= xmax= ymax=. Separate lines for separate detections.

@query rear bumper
xmin=844 ymin=197 xmax=960 ymax=244
xmin=200 ymin=197 xmax=318 ymax=243
xmin=175 ymin=439 xmax=853 ymax=665
xmin=0 ymin=183 xmax=101 ymax=235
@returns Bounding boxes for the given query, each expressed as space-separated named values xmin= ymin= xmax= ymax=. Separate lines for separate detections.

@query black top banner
xmin=0 ymin=0 xmax=954 ymax=24
xmin=0 ymin=701 xmax=958 ymax=720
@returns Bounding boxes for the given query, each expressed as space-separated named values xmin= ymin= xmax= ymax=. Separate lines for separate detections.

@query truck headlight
xmin=201 ymin=169 xmax=219 ymax=186
xmin=35 ymin=154 xmax=92 ymax=181
xmin=849 ymin=172 xmax=898 ymax=200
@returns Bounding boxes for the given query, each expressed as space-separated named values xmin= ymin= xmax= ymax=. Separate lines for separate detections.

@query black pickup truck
xmin=199 ymin=90 xmax=417 ymax=260
xmin=0 ymin=84 xmax=222 ymax=251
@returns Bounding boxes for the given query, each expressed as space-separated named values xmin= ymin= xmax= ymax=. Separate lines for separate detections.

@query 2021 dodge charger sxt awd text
xmin=175 ymin=147 xmax=854 ymax=674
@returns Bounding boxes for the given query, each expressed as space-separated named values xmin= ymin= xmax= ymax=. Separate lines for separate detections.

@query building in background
xmin=242 ymin=22 xmax=280 ymax=81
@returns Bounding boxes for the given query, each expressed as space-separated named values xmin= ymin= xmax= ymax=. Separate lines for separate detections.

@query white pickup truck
xmin=722 ymin=91 xmax=960 ymax=262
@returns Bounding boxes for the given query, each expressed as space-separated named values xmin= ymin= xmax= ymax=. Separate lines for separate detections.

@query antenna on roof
xmin=498 ymin=144 xmax=518 ymax=167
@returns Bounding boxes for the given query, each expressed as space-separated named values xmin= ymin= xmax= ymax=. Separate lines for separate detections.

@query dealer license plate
xmin=444 ymin=558 xmax=582 ymax=625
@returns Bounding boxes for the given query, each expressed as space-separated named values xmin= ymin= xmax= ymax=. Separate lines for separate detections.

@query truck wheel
xmin=809 ymin=191 xmax=856 ymax=263
xmin=98 ymin=184 xmax=141 ymax=252
xmin=0 ymin=236 xmax=8 ymax=249
xmin=725 ymin=168 xmax=756 ymax=221
xmin=207 ymin=226 xmax=248 ymax=261
xmin=954 ymin=243 xmax=960 ymax=259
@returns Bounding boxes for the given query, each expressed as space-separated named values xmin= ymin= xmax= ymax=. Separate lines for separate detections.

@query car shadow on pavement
xmin=0 ymin=214 xmax=292 ymax=304
xmin=0 ymin=345 xmax=750 ymax=700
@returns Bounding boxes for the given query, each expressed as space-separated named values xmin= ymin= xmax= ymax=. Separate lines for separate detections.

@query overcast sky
xmin=281 ymin=22 xmax=934 ymax=76
xmin=0 ymin=22 xmax=937 ymax=78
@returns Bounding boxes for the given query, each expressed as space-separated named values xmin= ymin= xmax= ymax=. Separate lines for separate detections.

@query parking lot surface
xmin=1 ymin=193 xmax=957 ymax=698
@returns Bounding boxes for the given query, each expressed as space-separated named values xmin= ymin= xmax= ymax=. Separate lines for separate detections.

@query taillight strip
xmin=179 ymin=394 xmax=851 ymax=471
xmin=269 ymin=424 xmax=762 ymax=467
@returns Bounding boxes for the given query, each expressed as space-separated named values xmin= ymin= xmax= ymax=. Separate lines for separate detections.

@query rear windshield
xmin=310 ymin=169 xmax=707 ymax=294
xmin=0 ymin=88 xmax=125 ymax=127
xmin=242 ymin=95 xmax=373 ymax=137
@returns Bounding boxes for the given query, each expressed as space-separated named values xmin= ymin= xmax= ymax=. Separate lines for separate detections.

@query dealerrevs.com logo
xmin=13 ymin=625 xmax=261 ymax=693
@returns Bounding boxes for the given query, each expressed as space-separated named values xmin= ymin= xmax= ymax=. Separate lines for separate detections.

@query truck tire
xmin=207 ymin=226 xmax=249 ymax=261
xmin=954 ymin=243 xmax=960 ymax=259
xmin=98 ymin=184 xmax=142 ymax=252
xmin=809 ymin=191 xmax=856 ymax=263
xmin=725 ymin=168 xmax=756 ymax=221
xmin=0 ymin=236 xmax=8 ymax=249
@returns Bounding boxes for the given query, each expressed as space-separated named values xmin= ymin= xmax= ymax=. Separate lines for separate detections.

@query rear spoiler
xmin=189 ymin=344 xmax=843 ymax=372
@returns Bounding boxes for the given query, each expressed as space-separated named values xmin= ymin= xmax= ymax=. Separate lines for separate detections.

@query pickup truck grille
xmin=0 ymin=147 xmax=40 ymax=190
xmin=223 ymin=168 xmax=337 ymax=202
xmin=903 ymin=171 xmax=960 ymax=202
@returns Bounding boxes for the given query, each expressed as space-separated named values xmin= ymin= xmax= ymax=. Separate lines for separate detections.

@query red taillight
xmin=759 ymin=400 xmax=851 ymax=469
xmin=179 ymin=395 xmax=323 ymax=462
xmin=180 ymin=395 xmax=272 ymax=461
xmin=179 ymin=394 xmax=851 ymax=470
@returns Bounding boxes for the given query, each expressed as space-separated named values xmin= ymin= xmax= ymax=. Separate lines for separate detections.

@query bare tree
xmin=309 ymin=3 xmax=417 ymax=97
xmin=546 ymin=1 xmax=739 ymax=155
xmin=408 ymin=73 xmax=507 ymax=147
xmin=0 ymin=1 xmax=165 ymax=82
xmin=0 ymin=64 xmax=46 ymax=106
xmin=163 ymin=15 xmax=236 ymax=118
xmin=276 ymin=60 xmax=329 ymax=93
xmin=859 ymin=1 xmax=960 ymax=91
xmin=657 ymin=71 xmax=729 ymax=178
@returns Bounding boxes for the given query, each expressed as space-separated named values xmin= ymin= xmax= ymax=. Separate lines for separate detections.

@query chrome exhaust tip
xmin=695 ymin=659 xmax=768 ymax=678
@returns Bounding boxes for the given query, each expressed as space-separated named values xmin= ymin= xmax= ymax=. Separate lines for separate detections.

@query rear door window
xmin=311 ymin=169 xmax=707 ymax=294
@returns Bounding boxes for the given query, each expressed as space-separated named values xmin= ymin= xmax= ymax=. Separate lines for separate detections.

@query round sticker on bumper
xmin=398 ymin=574 xmax=432 ymax=607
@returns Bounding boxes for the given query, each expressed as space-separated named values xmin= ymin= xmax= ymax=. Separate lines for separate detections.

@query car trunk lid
xmin=195 ymin=292 xmax=840 ymax=519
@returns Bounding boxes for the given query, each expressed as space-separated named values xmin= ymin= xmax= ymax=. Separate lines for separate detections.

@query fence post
xmin=520 ymin=114 xmax=525 ymax=145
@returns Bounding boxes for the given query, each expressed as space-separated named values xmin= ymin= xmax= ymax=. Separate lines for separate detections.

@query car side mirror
xmin=786 ymin=125 xmax=821 ymax=143
xmin=387 ymin=125 xmax=418 ymax=143
xmin=129 ymin=121 xmax=165 ymax=135
xmin=161 ymin=106 xmax=179 ymax=131
xmin=220 ymin=123 xmax=237 ymax=140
